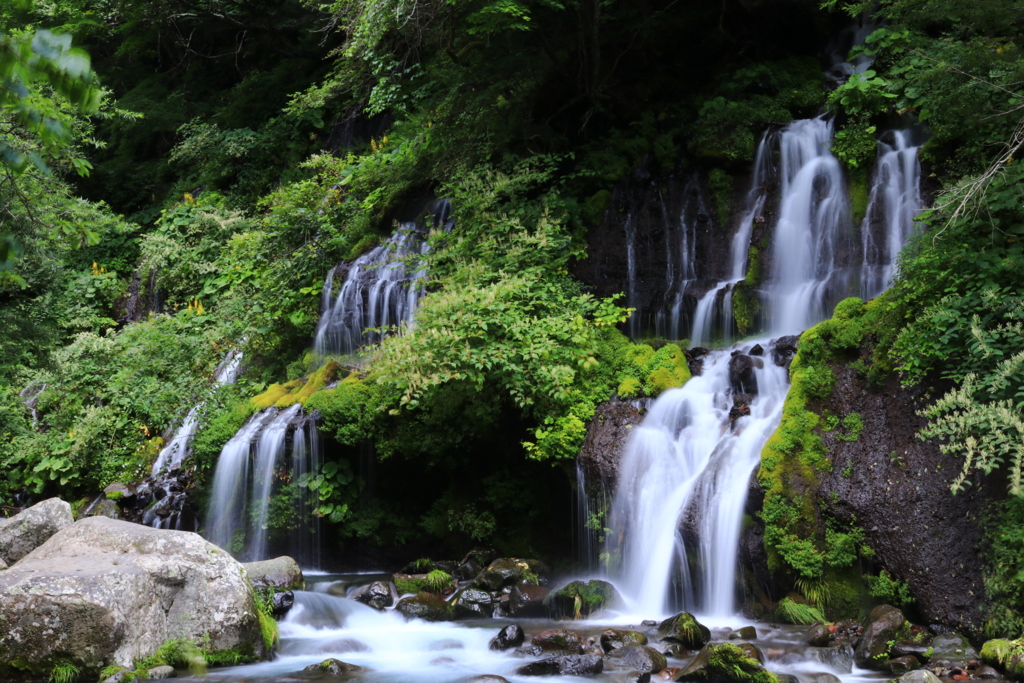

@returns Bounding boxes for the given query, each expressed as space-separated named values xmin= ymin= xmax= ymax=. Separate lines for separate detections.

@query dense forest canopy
xmin=0 ymin=0 xmax=1023 ymax=637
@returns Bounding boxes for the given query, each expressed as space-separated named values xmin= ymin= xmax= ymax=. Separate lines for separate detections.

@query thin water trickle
xmin=248 ymin=404 xmax=303 ymax=562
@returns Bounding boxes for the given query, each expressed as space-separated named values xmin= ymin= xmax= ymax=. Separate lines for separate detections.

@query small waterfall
xmin=248 ymin=404 xmax=303 ymax=562
xmin=289 ymin=417 xmax=323 ymax=569
xmin=624 ymin=213 xmax=639 ymax=338
xmin=607 ymin=342 xmax=788 ymax=617
xmin=767 ymin=117 xmax=854 ymax=336
xmin=657 ymin=178 xmax=703 ymax=341
xmin=313 ymin=224 xmax=429 ymax=358
xmin=860 ymin=130 xmax=921 ymax=300
xmin=152 ymin=348 xmax=243 ymax=474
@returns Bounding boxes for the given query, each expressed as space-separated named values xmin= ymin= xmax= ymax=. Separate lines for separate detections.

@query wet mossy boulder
xmin=602 ymin=629 xmax=649 ymax=652
xmin=981 ymin=639 xmax=1024 ymax=679
xmin=854 ymin=604 xmax=906 ymax=669
xmin=928 ymin=632 xmax=978 ymax=667
xmin=658 ymin=612 xmax=711 ymax=650
xmin=544 ymin=579 xmax=619 ymax=619
xmin=395 ymin=593 xmax=452 ymax=622
xmin=676 ymin=642 xmax=780 ymax=683
xmin=303 ymin=658 xmax=364 ymax=676
xmin=606 ymin=645 xmax=668 ymax=674
xmin=473 ymin=558 xmax=546 ymax=591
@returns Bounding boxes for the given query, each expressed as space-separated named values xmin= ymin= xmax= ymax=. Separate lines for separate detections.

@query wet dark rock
xmin=602 ymin=629 xmax=650 ymax=652
xmin=893 ymin=670 xmax=942 ymax=683
xmin=855 ymin=604 xmax=907 ymax=669
xmin=887 ymin=655 xmax=921 ymax=674
xmin=749 ymin=344 xmax=764 ymax=356
xmin=513 ymin=645 xmax=546 ymax=658
xmin=532 ymin=628 xmax=586 ymax=653
xmin=545 ymin=579 xmax=619 ymax=619
xmin=516 ymin=654 xmax=604 ymax=676
xmin=805 ymin=622 xmax=832 ymax=647
xmin=508 ymin=584 xmax=550 ymax=617
xmin=974 ymin=665 xmax=1001 ymax=679
xmin=658 ymin=612 xmax=711 ymax=650
xmin=626 ymin=672 xmax=653 ymax=683
xmin=642 ymin=620 xmax=659 ymax=628
xmin=663 ymin=643 xmax=691 ymax=658
xmin=777 ymin=675 xmax=801 ymax=683
xmin=728 ymin=354 xmax=762 ymax=395
xmin=771 ymin=335 xmax=799 ymax=368
xmin=686 ymin=348 xmax=711 ymax=376
xmin=463 ymin=677 xmax=511 ymax=683
xmin=451 ymin=588 xmax=495 ymax=619
xmin=473 ymin=558 xmax=545 ymax=591
xmin=351 ymin=581 xmax=394 ymax=611
xmin=395 ymin=593 xmax=452 ymax=621
xmin=273 ymin=590 xmax=295 ymax=617
xmin=805 ymin=646 xmax=854 ymax=673
xmin=303 ymin=658 xmax=364 ymax=676
xmin=490 ymin=624 xmax=526 ymax=651
xmin=607 ymin=645 xmax=668 ymax=674
xmin=734 ymin=642 xmax=764 ymax=664
xmin=577 ymin=398 xmax=648 ymax=503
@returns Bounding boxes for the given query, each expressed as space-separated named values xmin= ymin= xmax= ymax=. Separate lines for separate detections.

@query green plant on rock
xmin=776 ymin=597 xmax=826 ymax=625
xmin=252 ymin=587 xmax=279 ymax=651
xmin=47 ymin=661 xmax=79 ymax=683
xmin=425 ymin=569 xmax=453 ymax=593
xmin=866 ymin=569 xmax=914 ymax=608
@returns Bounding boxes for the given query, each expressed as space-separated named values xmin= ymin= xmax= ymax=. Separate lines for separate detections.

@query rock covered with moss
xmin=658 ymin=612 xmax=711 ymax=651
xmin=981 ymin=639 xmax=1024 ymax=679
xmin=677 ymin=642 xmax=779 ymax=683
xmin=0 ymin=516 xmax=264 ymax=681
xmin=544 ymin=579 xmax=619 ymax=619
xmin=0 ymin=498 xmax=74 ymax=565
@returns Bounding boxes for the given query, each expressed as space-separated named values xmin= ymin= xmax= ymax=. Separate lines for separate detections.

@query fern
xmin=425 ymin=569 xmax=453 ymax=593
xmin=48 ymin=663 xmax=79 ymax=683
xmin=776 ymin=597 xmax=825 ymax=625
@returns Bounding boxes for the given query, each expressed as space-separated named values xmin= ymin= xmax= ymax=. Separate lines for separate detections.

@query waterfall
xmin=767 ymin=117 xmax=854 ymax=336
xmin=151 ymin=348 xmax=243 ymax=474
xmin=248 ymin=404 xmax=303 ymax=561
xmin=624 ymin=213 xmax=639 ymax=338
xmin=657 ymin=178 xmax=703 ymax=341
xmin=313 ymin=224 xmax=429 ymax=358
xmin=860 ymin=130 xmax=921 ymax=300
xmin=607 ymin=343 xmax=788 ymax=616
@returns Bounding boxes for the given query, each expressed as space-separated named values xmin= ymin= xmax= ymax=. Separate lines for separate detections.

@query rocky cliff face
xmin=576 ymin=398 xmax=650 ymax=505
xmin=813 ymin=367 xmax=990 ymax=636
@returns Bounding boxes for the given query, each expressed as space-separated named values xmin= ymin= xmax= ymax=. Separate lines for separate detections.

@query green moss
xmin=617 ymin=377 xmax=641 ymax=398
xmin=275 ymin=361 xmax=341 ymax=407
xmin=395 ymin=575 xmax=428 ymax=594
xmin=346 ymin=233 xmax=382 ymax=260
xmin=105 ymin=491 xmax=124 ymax=502
xmin=251 ymin=380 xmax=300 ymax=409
xmin=707 ymin=168 xmax=733 ymax=228
xmin=732 ymin=281 xmax=760 ymax=337
xmin=644 ymin=343 xmax=691 ymax=395
xmin=835 ymin=413 xmax=864 ymax=442
xmin=583 ymin=189 xmax=612 ymax=226
xmin=682 ymin=642 xmax=780 ymax=683
xmin=981 ymin=639 xmax=1024 ymax=677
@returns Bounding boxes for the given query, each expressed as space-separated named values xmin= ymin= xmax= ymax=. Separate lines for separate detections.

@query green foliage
xmin=776 ymin=597 xmax=826 ymax=625
xmin=834 ymin=413 xmax=864 ymax=442
xmin=983 ymin=499 xmax=1024 ymax=638
xmin=425 ymin=569 xmax=453 ymax=593
xmin=832 ymin=115 xmax=878 ymax=169
xmin=252 ymin=587 xmax=279 ymax=652
xmin=707 ymin=168 xmax=732 ymax=227
xmin=47 ymin=661 xmax=78 ymax=683
xmin=693 ymin=643 xmax=780 ymax=683
xmin=865 ymin=569 xmax=914 ymax=608
xmin=617 ymin=377 xmax=641 ymax=399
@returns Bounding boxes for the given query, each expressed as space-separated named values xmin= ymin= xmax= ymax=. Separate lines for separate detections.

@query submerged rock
xmin=532 ymin=628 xmax=586 ymax=653
xmin=545 ymin=579 xmax=619 ymax=619
xmin=490 ymin=624 xmax=525 ymax=651
xmin=606 ymin=645 xmax=668 ymax=674
xmin=728 ymin=354 xmax=762 ymax=395
xmin=243 ymin=555 xmax=304 ymax=591
xmin=0 ymin=516 xmax=264 ymax=679
xmin=302 ymin=658 xmax=364 ymax=676
xmin=0 ymin=497 xmax=74 ymax=565
xmin=516 ymin=653 xmax=604 ymax=676
xmin=854 ymin=604 xmax=906 ymax=669
xmin=658 ymin=612 xmax=711 ymax=650
xmin=886 ymin=655 xmax=920 ymax=674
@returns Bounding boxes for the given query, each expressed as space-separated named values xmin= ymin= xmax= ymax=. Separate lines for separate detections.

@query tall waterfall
xmin=313 ymin=224 xmax=429 ymax=358
xmin=606 ymin=119 xmax=921 ymax=618
xmin=151 ymin=348 xmax=243 ymax=474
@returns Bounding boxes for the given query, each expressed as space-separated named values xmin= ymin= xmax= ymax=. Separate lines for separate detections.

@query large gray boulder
xmin=0 ymin=516 xmax=264 ymax=680
xmin=243 ymin=555 xmax=304 ymax=591
xmin=854 ymin=604 xmax=906 ymax=669
xmin=0 ymin=498 xmax=74 ymax=565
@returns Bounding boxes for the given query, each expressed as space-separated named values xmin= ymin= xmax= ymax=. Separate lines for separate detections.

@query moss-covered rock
xmin=395 ymin=593 xmax=452 ymax=622
xmin=601 ymin=629 xmax=649 ymax=652
xmin=980 ymin=639 xmax=1024 ymax=678
xmin=544 ymin=580 xmax=619 ymax=619
xmin=677 ymin=642 xmax=780 ymax=683
xmin=658 ymin=612 xmax=711 ymax=650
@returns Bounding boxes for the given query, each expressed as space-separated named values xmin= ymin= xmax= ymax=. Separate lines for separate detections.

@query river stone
xmin=145 ymin=665 xmax=175 ymax=679
xmin=516 ymin=653 xmax=604 ymax=676
xmin=490 ymin=624 xmax=525 ymax=651
xmin=894 ymin=670 xmax=942 ymax=683
xmin=85 ymin=497 xmax=121 ymax=520
xmin=658 ymin=612 xmax=711 ymax=650
xmin=929 ymin=633 xmax=978 ymax=666
xmin=508 ymin=583 xmax=549 ymax=617
xmin=887 ymin=655 xmax=920 ymax=674
xmin=532 ymin=628 xmax=586 ymax=653
xmin=451 ymin=587 xmax=495 ymax=619
xmin=243 ymin=555 xmax=303 ymax=591
xmin=602 ymin=629 xmax=649 ymax=652
xmin=303 ymin=658 xmax=364 ymax=675
xmin=545 ymin=579 xmax=619 ymax=619
xmin=974 ymin=665 xmax=1002 ymax=679
xmin=854 ymin=604 xmax=906 ymax=669
xmin=893 ymin=641 xmax=933 ymax=660
xmin=351 ymin=581 xmax=394 ymax=610
xmin=273 ymin=590 xmax=295 ymax=617
xmin=102 ymin=483 xmax=135 ymax=502
xmin=805 ymin=646 xmax=854 ymax=673
xmin=0 ymin=516 xmax=263 ymax=678
xmin=473 ymin=558 xmax=527 ymax=590
xmin=734 ymin=642 xmax=765 ymax=664
xmin=396 ymin=593 xmax=452 ymax=621
xmin=805 ymin=622 xmax=831 ymax=646
xmin=0 ymin=497 xmax=74 ymax=565
xmin=730 ymin=626 xmax=758 ymax=641
xmin=463 ymin=677 xmax=511 ymax=683
xmin=676 ymin=642 xmax=775 ymax=683
xmin=607 ymin=645 xmax=668 ymax=674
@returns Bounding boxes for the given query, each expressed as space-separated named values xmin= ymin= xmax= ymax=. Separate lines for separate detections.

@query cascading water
xmin=860 ymin=130 xmax=921 ymax=300
xmin=151 ymin=348 xmax=243 ymax=475
xmin=657 ymin=178 xmax=703 ymax=341
xmin=313 ymin=224 xmax=429 ymax=358
xmin=248 ymin=404 xmax=303 ymax=562
xmin=608 ymin=343 xmax=789 ymax=617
